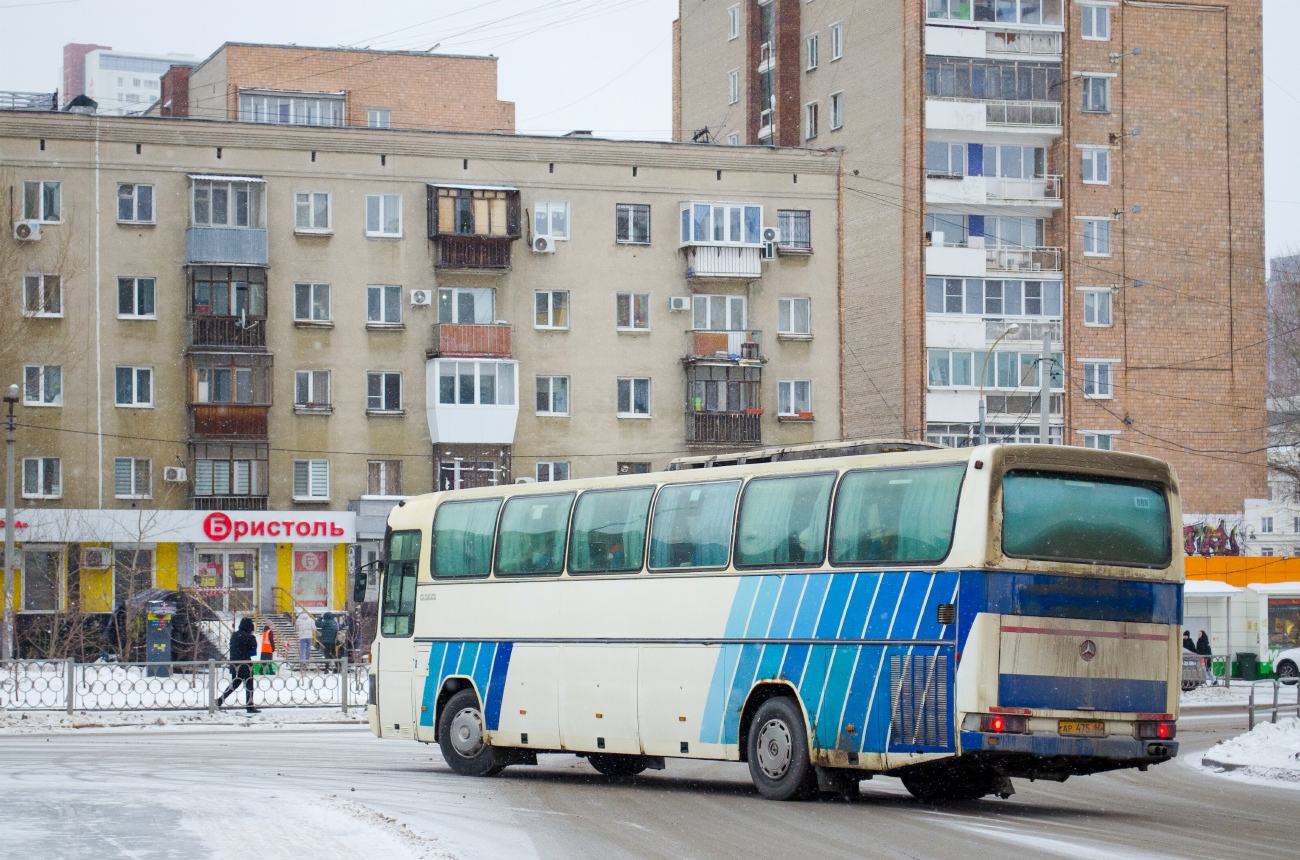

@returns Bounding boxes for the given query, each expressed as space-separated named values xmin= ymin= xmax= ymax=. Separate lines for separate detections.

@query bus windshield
xmin=1001 ymin=470 xmax=1171 ymax=567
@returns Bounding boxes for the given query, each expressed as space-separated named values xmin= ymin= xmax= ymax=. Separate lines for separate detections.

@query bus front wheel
xmin=746 ymin=697 xmax=818 ymax=801
xmin=438 ymin=688 xmax=505 ymax=778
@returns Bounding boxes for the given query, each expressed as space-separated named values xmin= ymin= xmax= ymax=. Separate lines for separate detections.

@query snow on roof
xmin=1185 ymin=580 xmax=1243 ymax=595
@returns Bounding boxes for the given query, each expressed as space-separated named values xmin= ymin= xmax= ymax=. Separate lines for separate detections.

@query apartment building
xmin=674 ymin=0 xmax=1266 ymax=513
xmin=62 ymin=44 xmax=198 ymax=116
xmin=0 ymin=110 xmax=839 ymax=629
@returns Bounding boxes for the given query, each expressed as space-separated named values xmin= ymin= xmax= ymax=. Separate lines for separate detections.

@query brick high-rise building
xmin=674 ymin=0 xmax=1266 ymax=514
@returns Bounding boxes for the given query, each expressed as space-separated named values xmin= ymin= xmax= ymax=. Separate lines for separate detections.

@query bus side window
xmin=735 ymin=473 xmax=835 ymax=568
xmin=569 ymin=486 xmax=655 ymax=574
xmin=381 ymin=530 xmax=421 ymax=637
xmin=496 ymin=493 xmax=575 ymax=576
xmin=830 ymin=465 xmax=965 ymax=565
xmin=433 ymin=499 xmax=502 ymax=577
xmin=649 ymin=480 xmax=741 ymax=570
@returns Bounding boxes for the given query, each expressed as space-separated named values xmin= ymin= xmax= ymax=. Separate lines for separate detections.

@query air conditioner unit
xmin=531 ymin=235 xmax=555 ymax=253
xmin=163 ymin=466 xmax=188 ymax=483
xmin=668 ymin=296 xmax=690 ymax=312
xmin=761 ymin=225 xmax=780 ymax=244
xmin=410 ymin=289 xmax=432 ymax=306
xmin=13 ymin=220 xmax=41 ymax=241
xmin=82 ymin=547 xmax=111 ymax=569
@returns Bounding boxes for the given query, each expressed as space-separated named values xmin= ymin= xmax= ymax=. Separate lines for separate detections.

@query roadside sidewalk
xmin=0 ymin=707 xmax=368 ymax=733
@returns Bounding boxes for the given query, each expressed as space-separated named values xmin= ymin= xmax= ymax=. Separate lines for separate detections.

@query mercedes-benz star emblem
xmin=1079 ymin=639 xmax=1098 ymax=662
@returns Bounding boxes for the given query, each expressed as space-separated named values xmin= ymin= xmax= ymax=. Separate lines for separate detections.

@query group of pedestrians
xmin=216 ymin=610 xmax=349 ymax=713
xmin=1183 ymin=629 xmax=1218 ymax=685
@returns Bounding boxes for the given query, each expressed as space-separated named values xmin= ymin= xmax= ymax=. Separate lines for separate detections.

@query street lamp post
xmin=4 ymin=382 xmax=19 ymax=661
xmin=977 ymin=324 xmax=1020 ymax=445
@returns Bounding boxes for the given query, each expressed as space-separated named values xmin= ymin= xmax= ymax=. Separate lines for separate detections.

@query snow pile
xmin=0 ymin=707 xmax=368 ymax=733
xmin=1202 ymin=717 xmax=1300 ymax=784
xmin=1180 ymin=680 xmax=1274 ymax=707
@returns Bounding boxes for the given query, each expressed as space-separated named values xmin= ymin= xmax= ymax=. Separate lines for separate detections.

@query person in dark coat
xmin=1182 ymin=630 xmax=1195 ymax=652
xmin=1195 ymin=631 xmax=1212 ymax=656
xmin=318 ymin=612 xmax=340 ymax=665
xmin=218 ymin=617 xmax=260 ymax=713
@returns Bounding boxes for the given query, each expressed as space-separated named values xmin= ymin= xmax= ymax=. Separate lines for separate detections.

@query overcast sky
xmin=0 ymin=0 xmax=1296 ymax=263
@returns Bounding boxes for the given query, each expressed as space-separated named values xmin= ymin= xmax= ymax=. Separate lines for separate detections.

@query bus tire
xmin=900 ymin=762 xmax=1004 ymax=803
xmin=437 ymin=688 xmax=505 ymax=778
xmin=587 ymin=753 xmax=649 ymax=777
xmin=746 ymin=697 xmax=818 ymax=801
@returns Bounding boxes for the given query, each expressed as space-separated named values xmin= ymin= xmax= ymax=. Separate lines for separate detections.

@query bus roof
xmin=666 ymin=438 xmax=940 ymax=470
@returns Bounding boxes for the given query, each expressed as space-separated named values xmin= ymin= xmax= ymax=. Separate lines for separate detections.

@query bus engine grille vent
xmin=889 ymin=654 xmax=949 ymax=748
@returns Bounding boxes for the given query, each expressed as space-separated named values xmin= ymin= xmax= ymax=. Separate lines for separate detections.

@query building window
xmin=1261 ymin=547 xmax=1275 ymax=557
xmin=537 ymin=461 xmax=571 ymax=482
xmin=534 ymin=201 xmax=570 ymax=240
xmin=693 ymin=294 xmax=746 ymax=331
xmin=1081 ymin=5 xmax=1110 ymax=41
xmin=805 ymin=102 xmax=818 ymax=140
xmin=434 ymin=187 xmax=515 ymax=236
xmin=23 ymin=365 xmax=62 ymax=406
xmin=1081 ymin=147 xmax=1110 ymax=184
xmin=193 ymin=443 xmax=268 ymax=499
xmin=616 ymin=292 xmax=650 ymax=331
xmin=367 ymin=285 xmax=403 ymax=326
xmin=293 ymin=460 xmax=330 ymax=501
xmin=1082 ymin=361 xmax=1114 ymax=398
xmin=117 ymin=277 xmax=156 ymax=319
xmin=192 ymin=179 xmax=264 ymax=228
xmin=778 ymin=297 xmax=811 ymax=336
xmin=681 ymin=202 xmax=764 ymax=245
xmin=22 ymin=457 xmax=61 ymax=499
xmin=368 ymin=460 xmax=402 ymax=495
xmin=437 ymin=361 xmax=516 ymax=406
xmin=728 ymin=132 xmax=741 ymax=146
xmin=115 ymin=366 xmax=153 ymax=407
xmin=926 ymin=277 xmax=1063 ymax=317
xmin=239 ymin=91 xmax=343 ymax=126
xmin=113 ymin=548 xmax=155 ymax=606
xmin=615 ymin=203 xmax=651 ymax=244
xmin=928 ymin=348 xmax=1064 ymax=390
xmin=365 ymin=193 xmax=402 ymax=237
xmin=1082 ymin=218 xmax=1112 ymax=256
xmin=294 ymin=283 xmax=331 ymax=322
xmin=117 ymin=183 xmax=154 ymax=223
xmin=926 ymin=142 xmax=966 ymax=178
xmin=193 ymin=360 xmax=271 ymax=405
xmin=777 ymin=209 xmax=811 ymax=250
xmin=535 ymin=290 xmax=570 ymax=329
xmin=807 ymin=34 xmax=819 ymax=70
xmin=728 ymin=3 xmax=740 ymax=39
xmin=295 ymin=370 xmax=331 ymax=409
xmin=924 ymin=57 xmax=1062 ymax=102
xmin=367 ymin=108 xmax=392 ymax=128
xmin=536 ymin=376 xmax=570 ymax=416
xmin=778 ymin=380 xmax=812 ymax=416
xmin=1262 ymin=516 xmax=1274 ymax=534
xmin=1081 ymin=76 xmax=1111 ymax=113
xmin=1083 ymin=289 xmax=1112 ymax=327
xmin=830 ymin=21 xmax=843 ymax=60
xmin=1081 ymin=433 xmax=1114 ymax=451
xmin=438 ymin=287 xmax=496 ymax=324
xmin=190 ymin=267 xmax=267 ymax=318
xmin=366 ymin=372 xmax=402 ymax=413
xmin=295 ymin=192 xmax=331 ymax=232
xmin=829 ymin=92 xmax=843 ymax=130
xmin=728 ymin=69 xmax=740 ymax=105
xmin=23 ymin=180 xmax=61 ymax=223
xmin=22 ymin=274 xmax=61 ymax=317
xmin=617 ymin=377 xmax=651 ymax=417
xmin=114 ymin=457 xmax=152 ymax=499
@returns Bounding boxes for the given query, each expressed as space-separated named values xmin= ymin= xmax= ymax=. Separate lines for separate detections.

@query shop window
xmin=293 ymin=549 xmax=331 ymax=608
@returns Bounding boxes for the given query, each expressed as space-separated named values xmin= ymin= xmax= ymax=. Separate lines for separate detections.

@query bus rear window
xmin=433 ymin=498 xmax=502 ymax=578
xmin=1001 ymin=471 xmax=1171 ymax=567
xmin=830 ymin=465 xmax=965 ymax=565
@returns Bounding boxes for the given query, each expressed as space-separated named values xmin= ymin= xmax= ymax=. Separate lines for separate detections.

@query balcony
xmin=189 ymin=316 xmax=266 ymax=350
xmin=429 ymin=323 xmax=512 ymax=358
xmin=191 ymin=404 xmax=269 ymax=439
xmin=684 ymin=246 xmax=762 ymax=279
xmin=685 ymin=330 xmax=764 ymax=363
xmin=686 ymin=412 xmax=762 ymax=446
xmin=433 ymin=235 xmax=513 ymax=271
xmin=986 ymin=31 xmax=1062 ymax=56
xmin=985 ymin=319 xmax=1062 ymax=345
xmin=985 ymin=246 xmax=1063 ymax=274
xmin=185 ymin=227 xmax=269 ymax=266
xmin=984 ymin=100 xmax=1061 ymax=127
xmin=191 ymin=495 xmax=268 ymax=511
xmin=985 ymin=393 xmax=1063 ymax=419
xmin=984 ymin=175 xmax=1062 ymax=204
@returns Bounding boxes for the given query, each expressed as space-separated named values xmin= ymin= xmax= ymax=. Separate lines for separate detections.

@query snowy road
xmin=0 ymin=711 xmax=1293 ymax=860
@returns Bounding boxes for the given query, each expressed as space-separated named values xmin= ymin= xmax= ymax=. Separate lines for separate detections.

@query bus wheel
xmin=587 ymin=753 xmax=649 ymax=777
xmin=438 ymin=689 xmax=505 ymax=777
xmin=746 ymin=697 xmax=818 ymax=801
xmin=900 ymin=763 xmax=1009 ymax=803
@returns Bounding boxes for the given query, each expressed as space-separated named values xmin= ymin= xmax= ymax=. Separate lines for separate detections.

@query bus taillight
xmin=980 ymin=714 xmax=1027 ymax=734
xmin=1136 ymin=721 xmax=1175 ymax=740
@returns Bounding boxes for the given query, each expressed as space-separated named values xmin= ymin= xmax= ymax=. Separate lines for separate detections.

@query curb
xmin=1202 ymin=756 xmax=1300 ymax=781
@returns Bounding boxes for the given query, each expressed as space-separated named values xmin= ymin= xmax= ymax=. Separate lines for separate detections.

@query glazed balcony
xmin=185 ymin=227 xmax=269 ymax=266
xmin=429 ymin=323 xmax=512 ymax=358
xmin=986 ymin=246 xmax=1063 ymax=274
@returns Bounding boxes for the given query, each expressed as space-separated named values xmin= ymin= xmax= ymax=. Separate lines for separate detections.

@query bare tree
xmin=1267 ymin=251 xmax=1300 ymax=486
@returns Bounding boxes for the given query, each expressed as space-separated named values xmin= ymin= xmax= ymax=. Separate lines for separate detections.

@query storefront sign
xmin=9 ymin=509 xmax=357 ymax=544
xmin=201 ymin=512 xmax=351 ymax=542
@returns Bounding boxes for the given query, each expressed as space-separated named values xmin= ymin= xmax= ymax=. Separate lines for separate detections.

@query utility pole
xmin=4 ymin=382 xmax=19 ymax=661
xmin=977 ymin=323 xmax=1020 ymax=445
xmin=1040 ymin=331 xmax=1051 ymax=445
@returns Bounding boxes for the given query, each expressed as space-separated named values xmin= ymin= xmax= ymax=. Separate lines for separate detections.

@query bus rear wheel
xmin=587 ymin=753 xmax=649 ymax=777
xmin=746 ymin=697 xmax=818 ymax=801
xmin=438 ymin=688 xmax=505 ymax=777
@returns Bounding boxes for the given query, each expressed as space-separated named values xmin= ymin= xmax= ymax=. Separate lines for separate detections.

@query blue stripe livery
xmin=419 ymin=640 xmax=514 ymax=730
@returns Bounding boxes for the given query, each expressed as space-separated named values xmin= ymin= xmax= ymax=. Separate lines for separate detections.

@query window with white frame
xmin=293 ymin=460 xmax=330 ymax=500
xmin=778 ymin=380 xmax=812 ymax=416
xmin=535 ymin=290 xmax=570 ymax=329
xmin=778 ymin=297 xmax=811 ymax=336
xmin=928 ymin=349 xmax=1064 ymax=390
xmin=778 ymin=209 xmax=811 ymax=250
xmin=22 ymin=457 xmax=61 ymax=499
xmin=295 ymin=191 xmax=331 ymax=231
xmin=294 ymin=283 xmax=331 ymax=322
xmin=728 ymin=132 xmax=741 ymax=146
xmin=295 ymin=370 xmax=331 ymax=409
xmin=534 ymin=201 xmax=569 ymax=240
xmin=1081 ymin=4 xmax=1111 ymax=40
xmin=1262 ymin=516 xmax=1274 ymax=533
xmin=693 ymin=294 xmax=746 ymax=330
xmin=117 ymin=183 xmax=154 ymax=223
xmin=1081 ymin=432 xmax=1115 ymax=451
xmin=22 ymin=274 xmax=61 ymax=317
xmin=115 ymin=366 xmax=153 ymax=407
xmin=114 ymin=457 xmax=152 ymax=499
xmin=239 ymin=91 xmax=343 ymax=126
xmin=1082 ymin=218 xmax=1112 ymax=256
xmin=366 ymin=193 xmax=402 ymax=237
xmin=193 ymin=444 xmax=268 ymax=498
xmin=728 ymin=69 xmax=740 ymax=105
xmin=367 ymin=285 xmax=403 ymax=326
xmin=925 ymin=277 xmax=1063 ymax=317
xmin=807 ymin=33 xmax=819 ymax=70
xmin=23 ymin=365 xmax=61 ymax=406
xmin=926 ymin=142 xmax=966 ymax=178
xmin=117 ymin=277 xmax=155 ymax=318
xmin=367 ymin=108 xmax=392 ymax=128
xmin=805 ymin=102 xmax=818 ymax=140
xmin=1083 ymin=289 xmax=1112 ymax=327
xmin=728 ymin=4 xmax=740 ymax=39
xmin=1081 ymin=146 xmax=1110 ymax=184
xmin=192 ymin=178 xmax=264 ymax=228
xmin=1082 ymin=361 xmax=1114 ymax=398
xmin=367 ymin=371 xmax=403 ymax=412
xmin=617 ymin=377 xmax=650 ymax=417
xmin=437 ymin=361 xmax=516 ymax=405
xmin=829 ymin=92 xmax=843 ymax=130
xmin=23 ymin=180 xmax=61 ymax=223
xmin=537 ymin=461 xmax=571 ymax=482
xmin=616 ymin=203 xmax=651 ymax=244
xmin=536 ymin=376 xmax=570 ymax=415
xmin=368 ymin=460 xmax=402 ymax=495
xmin=830 ymin=21 xmax=843 ymax=60
xmin=1081 ymin=75 xmax=1111 ymax=113
xmin=438 ymin=287 xmax=495 ymax=324
xmin=681 ymin=202 xmax=764 ymax=245
xmin=617 ymin=292 xmax=650 ymax=331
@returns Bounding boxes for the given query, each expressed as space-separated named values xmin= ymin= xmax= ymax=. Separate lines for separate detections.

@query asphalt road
xmin=0 ymin=709 xmax=1292 ymax=860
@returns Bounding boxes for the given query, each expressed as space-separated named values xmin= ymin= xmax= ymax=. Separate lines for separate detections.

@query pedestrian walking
xmin=295 ymin=609 xmax=316 ymax=663
xmin=1182 ymin=630 xmax=1195 ymax=652
xmin=319 ymin=612 xmax=340 ymax=668
xmin=259 ymin=622 xmax=277 ymax=675
xmin=1195 ymin=630 xmax=1214 ymax=685
xmin=217 ymin=617 xmax=260 ymax=713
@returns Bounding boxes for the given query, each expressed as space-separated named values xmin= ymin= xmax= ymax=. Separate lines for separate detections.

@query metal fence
xmin=0 ymin=659 xmax=367 ymax=714
xmin=1248 ymin=679 xmax=1300 ymax=730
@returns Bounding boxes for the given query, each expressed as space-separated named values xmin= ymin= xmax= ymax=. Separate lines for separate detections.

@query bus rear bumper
xmin=959 ymin=731 xmax=1176 ymax=776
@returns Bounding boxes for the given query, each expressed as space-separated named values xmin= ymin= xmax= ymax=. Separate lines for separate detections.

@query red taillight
xmin=1136 ymin=721 xmax=1176 ymax=740
xmin=980 ymin=714 xmax=1027 ymax=734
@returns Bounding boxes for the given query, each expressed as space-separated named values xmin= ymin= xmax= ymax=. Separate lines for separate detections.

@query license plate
xmin=1058 ymin=720 xmax=1105 ymax=737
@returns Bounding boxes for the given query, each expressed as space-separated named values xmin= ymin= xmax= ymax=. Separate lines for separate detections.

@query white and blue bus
xmin=366 ymin=444 xmax=1182 ymax=801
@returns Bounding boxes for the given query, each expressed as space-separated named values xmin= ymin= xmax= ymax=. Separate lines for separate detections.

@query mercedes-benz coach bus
xmin=365 ymin=444 xmax=1182 ymax=801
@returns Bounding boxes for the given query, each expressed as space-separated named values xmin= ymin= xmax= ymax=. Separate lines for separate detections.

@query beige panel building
xmin=675 ymin=0 xmax=1266 ymax=514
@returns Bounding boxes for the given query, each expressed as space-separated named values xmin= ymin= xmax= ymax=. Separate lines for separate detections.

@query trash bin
xmin=1238 ymin=652 xmax=1258 ymax=681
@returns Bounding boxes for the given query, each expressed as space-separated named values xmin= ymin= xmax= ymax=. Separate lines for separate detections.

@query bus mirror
xmin=353 ymin=571 xmax=369 ymax=603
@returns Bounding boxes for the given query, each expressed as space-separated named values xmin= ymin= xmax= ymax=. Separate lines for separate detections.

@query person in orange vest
xmin=259 ymin=622 xmax=276 ymax=675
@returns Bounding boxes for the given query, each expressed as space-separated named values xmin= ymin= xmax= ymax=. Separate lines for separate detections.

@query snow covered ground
xmin=0 ymin=706 xmax=366 ymax=733
xmin=1180 ymin=679 xmax=1299 ymax=708
xmin=1200 ymin=717 xmax=1300 ymax=788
